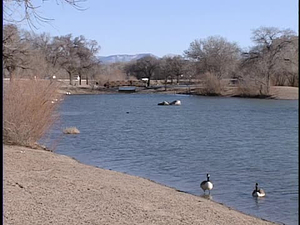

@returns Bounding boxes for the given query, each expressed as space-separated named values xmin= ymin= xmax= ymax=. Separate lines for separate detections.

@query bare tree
xmin=3 ymin=0 xmax=87 ymax=29
xmin=51 ymin=34 xmax=78 ymax=84
xmin=168 ymin=55 xmax=185 ymax=84
xmin=157 ymin=55 xmax=186 ymax=88
xmin=123 ymin=62 xmax=136 ymax=79
xmin=184 ymin=36 xmax=241 ymax=79
xmin=282 ymin=36 xmax=298 ymax=86
xmin=24 ymin=31 xmax=63 ymax=79
xmin=75 ymin=37 xmax=100 ymax=85
xmin=157 ymin=57 xmax=172 ymax=90
xmin=50 ymin=34 xmax=101 ymax=85
xmin=243 ymin=26 xmax=297 ymax=92
xmin=126 ymin=56 xmax=159 ymax=87
xmin=3 ymin=24 xmax=31 ymax=80
xmin=158 ymin=57 xmax=173 ymax=82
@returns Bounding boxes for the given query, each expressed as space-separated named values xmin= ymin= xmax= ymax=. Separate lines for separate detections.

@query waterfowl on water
xmin=200 ymin=173 xmax=214 ymax=194
xmin=158 ymin=101 xmax=170 ymax=105
xmin=169 ymin=100 xmax=181 ymax=105
xmin=252 ymin=183 xmax=266 ymax=197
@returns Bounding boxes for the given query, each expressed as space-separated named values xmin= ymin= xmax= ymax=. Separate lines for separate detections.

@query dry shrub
xmin=234 ymin=79 xmax=269 ymax=97
xmin=197 ymin=73 xmax=223 ymax=96
xmin=63 ymin=127 xmax=80 ymax=134
xmin=3 ymin=79 xmax=63 ymax=147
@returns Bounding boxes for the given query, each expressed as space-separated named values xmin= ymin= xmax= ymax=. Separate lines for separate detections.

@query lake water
xmin=42 ymin=94 xmax=298 ymax=225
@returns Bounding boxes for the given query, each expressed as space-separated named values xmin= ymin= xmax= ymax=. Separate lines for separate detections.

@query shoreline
xmin=58 ymin=85 xmax=299 ymax=100
xmin=4 ymin=144 xmax=278 ymax=225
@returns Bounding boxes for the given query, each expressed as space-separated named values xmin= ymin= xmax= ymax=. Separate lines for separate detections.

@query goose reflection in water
xmin=200 ymin=194 xmax=213 ymax=200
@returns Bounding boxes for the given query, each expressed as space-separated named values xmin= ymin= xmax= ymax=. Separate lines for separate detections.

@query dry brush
xmin=3 ymin=79 xmax=63 ymax=147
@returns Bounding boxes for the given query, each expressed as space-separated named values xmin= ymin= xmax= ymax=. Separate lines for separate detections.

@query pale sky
xmin=15 ymin=0 xmax=299 ymax=57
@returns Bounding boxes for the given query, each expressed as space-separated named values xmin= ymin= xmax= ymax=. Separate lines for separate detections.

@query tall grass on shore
xmin=3 ymin=79 xmax=63 ymax=148
xmin=234 ymin=79 xmax=270 ymax=98
xmin=196 ymin=73 xmax=224 ymax=96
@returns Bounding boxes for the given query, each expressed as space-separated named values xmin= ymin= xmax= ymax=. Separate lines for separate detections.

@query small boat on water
xmin=118 ymin=86 xmax=136 ymax=93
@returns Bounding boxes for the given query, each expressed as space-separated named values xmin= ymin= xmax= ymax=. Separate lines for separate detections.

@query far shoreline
xmin=58 ymin=85 xmax=299 ymax=100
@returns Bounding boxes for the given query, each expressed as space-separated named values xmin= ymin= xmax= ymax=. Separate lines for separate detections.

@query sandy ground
xmin=269 ymin=86 xmax=298 ymax=99
xmin=4 ymin=145 xmax=278 ymax=225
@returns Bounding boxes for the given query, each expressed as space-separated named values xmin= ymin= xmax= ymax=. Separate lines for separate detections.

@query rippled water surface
xmin=42 ymin=94 xmax=298 ymax=225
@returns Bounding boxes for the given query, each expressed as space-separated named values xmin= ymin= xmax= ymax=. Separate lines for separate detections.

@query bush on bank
xmin=3 ymin=79 xmax=62 ymax=148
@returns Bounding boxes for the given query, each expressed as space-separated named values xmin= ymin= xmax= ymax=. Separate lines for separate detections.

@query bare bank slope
xmin=4 ymin=145 xmax=277 ymax=225
xmin=269 ymin=86 xmax=299 ymax=100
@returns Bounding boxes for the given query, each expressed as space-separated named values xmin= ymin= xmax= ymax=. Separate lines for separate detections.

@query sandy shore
xmin=4 ymin=145 xmax=278 ymax=225
xmin=269 ymin=86 xmax=298 ymax=100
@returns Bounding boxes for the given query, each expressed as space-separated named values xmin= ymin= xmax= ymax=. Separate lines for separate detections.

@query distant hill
xmin=98 ymin=53 xmax=160 ymax=64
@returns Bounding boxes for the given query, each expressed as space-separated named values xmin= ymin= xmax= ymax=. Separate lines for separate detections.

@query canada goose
xmin=158 ymin=101 xmax=170 ymax=105
xmin=200 ymin=174 xmax=214 ymax=194
xmin=252 ymin=183 xmax=266 ymax=197
xmin=169 ymin=100 xmax=181 ymax=105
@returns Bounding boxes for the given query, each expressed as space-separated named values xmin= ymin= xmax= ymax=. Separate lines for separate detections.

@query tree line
xmin=3 ymin=6 xmax=298 ymax=95
xmin=3 ymin=24 xmax=101 ymax=85
xmin=123 ymin=29 xmax=298 ymax=95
